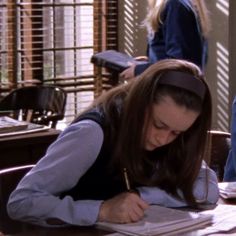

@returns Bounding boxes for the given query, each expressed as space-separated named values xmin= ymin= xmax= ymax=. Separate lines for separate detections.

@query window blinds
xmin=0 ymin=0 xmax=118 ymax=125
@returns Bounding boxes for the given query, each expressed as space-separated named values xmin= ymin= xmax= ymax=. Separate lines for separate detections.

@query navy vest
xmin=60 ymin=108 xmax=126 ymax=201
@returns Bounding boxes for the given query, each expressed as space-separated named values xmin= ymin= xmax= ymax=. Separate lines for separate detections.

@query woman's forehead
xmin=151 ymin=96 xmax=200 ymax=132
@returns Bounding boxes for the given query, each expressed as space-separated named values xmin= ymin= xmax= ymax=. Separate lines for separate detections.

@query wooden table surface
xmin=6 ymin=226 xmax=110 ymax=236
xmin=0 ymin=129 xmax=60 ymax=170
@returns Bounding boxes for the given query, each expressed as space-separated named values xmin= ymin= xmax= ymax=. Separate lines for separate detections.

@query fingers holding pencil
xmin=98 ymin=167 xmax=148 ymax=224
xmin=98 ymin=192 xmax=149 ymax=224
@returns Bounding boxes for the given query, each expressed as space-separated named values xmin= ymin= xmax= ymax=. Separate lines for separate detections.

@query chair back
xmin=0 ymin=165 xmax=35 ymax=234
xmin=0 ymin=85 xmax=67 ymax=128
xmin=209 ymin=130 xmax=231 ymax=182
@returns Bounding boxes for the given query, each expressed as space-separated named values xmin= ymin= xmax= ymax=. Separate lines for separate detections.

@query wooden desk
xmin=7 ymin=226 xmax=110 ymax=236
xmin=0 ymin=129 xmax=60 ymax=170
xmin=7 ymin=199 xmax=236 ymax=236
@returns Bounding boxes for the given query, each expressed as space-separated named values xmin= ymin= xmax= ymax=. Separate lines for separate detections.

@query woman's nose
xmin=156 ymin=130 xmax=171 ymax=146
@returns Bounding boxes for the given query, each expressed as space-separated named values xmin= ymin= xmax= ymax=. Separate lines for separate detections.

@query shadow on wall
xmin=118 ymin=0 xmax=147 ymax=57
xmin=206 ymin=0 xmax=229 ymax=131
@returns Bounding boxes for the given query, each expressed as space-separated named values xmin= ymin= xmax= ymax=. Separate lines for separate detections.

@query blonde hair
xmin=144 ymin=0 xmax=211 ymax=38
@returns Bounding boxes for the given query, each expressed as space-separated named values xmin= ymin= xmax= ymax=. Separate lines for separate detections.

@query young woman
xmin=7 ymin=59 xmax=219 ymax=227
xmin=120 ymin=0 xmax=211 ymax=81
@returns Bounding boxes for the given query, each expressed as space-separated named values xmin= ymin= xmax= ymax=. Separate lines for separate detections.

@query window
xmin=0 ymin=0 xmax=118 ymax=126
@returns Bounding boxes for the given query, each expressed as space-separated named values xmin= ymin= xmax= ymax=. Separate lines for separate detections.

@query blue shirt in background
xmin=224 ymin=97 xmax=236 ymax=181
xmin=135 ymin=0 xmax=208 ymax=76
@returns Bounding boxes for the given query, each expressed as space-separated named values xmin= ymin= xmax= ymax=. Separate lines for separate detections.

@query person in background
xmin=120 ymin=0 xmax=211 ymax=82
xmin=7 ymin=59 xmax=219 ymax=227
xmin=223 ymin=97 xmax=236 ymax=181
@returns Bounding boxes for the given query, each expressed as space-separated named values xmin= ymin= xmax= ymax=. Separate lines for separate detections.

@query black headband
xmin=158 ymin=71 xmax=206 ymax=100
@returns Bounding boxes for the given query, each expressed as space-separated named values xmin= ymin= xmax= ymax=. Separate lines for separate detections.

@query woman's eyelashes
xmin=153 ymin=122 xmax=181 ymax=136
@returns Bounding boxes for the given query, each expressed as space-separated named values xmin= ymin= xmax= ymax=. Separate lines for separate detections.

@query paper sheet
xmin=97 ymin=205 xmax=212 ymax=236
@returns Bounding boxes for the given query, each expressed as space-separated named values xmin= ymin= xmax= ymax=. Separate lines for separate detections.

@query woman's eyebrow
xmin=155 ymin=118 xmax=183 ymax=133
xmin=154 ymin=117 xmax=168 ymax=127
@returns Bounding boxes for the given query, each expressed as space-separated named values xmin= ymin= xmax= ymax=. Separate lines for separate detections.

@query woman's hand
xmin=134 ymin=56 xmax=148 ymax=61
xmin=119 ymin=64 xmax=136 ymax=83
xmin=98 ymin=192 xmax=149 ymax=223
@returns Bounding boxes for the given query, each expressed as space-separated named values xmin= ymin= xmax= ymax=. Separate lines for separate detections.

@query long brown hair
xmin=81 ymin=59 xmax=212 ymax=206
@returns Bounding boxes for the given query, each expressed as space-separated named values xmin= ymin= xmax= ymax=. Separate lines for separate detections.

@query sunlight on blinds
xmin=216 ymin=0 xmax=229 ymax=16
xmin=0 ymin=0 xmax=14 ymax=87
xmin=120 ymin=0 xmax=147 ymax=56
xmin=42 ymin=1 xmax=95 ymax=127
xmin=0 ymin=0 xmax=118 ymax=129
xmin=216 ymin=42 xmax=229 ymax=130
xmin=215 ymin=0 xmax=229 ymax=131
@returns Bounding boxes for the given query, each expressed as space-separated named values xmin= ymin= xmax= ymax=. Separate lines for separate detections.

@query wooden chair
xmin=0 ymin=80 xmax=42 ymax=100
xmin=0 ymin=165 xmax=35 ymax=234
xmin=209 ymin=130 xmax=231 ymax=182
xmin=0 ymin=85 xmax=67 ymax=128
